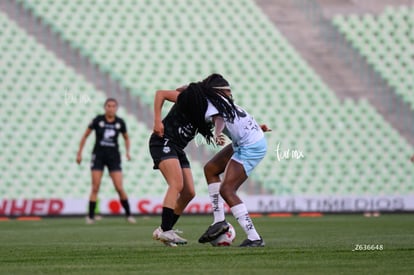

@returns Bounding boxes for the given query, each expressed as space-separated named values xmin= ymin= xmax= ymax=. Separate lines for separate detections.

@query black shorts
xmin=149 ymin=134 xmax=190 ymax=170
xmin=90 ymin=150 xmax=122 ymax=172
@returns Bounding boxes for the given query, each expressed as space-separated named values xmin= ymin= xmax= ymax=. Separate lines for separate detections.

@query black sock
xmin=88 ymin=201 xmax=96 ymax=219
xmin=172 ymin=213 xmax=180 ymax=227
xmin=161 ymin=207 xmax=174 ymax=231
xmin=120 ymin=199 xmax=131 ymax=216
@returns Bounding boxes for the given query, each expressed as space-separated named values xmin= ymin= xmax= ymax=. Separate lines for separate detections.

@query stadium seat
xmin=333 ymin=6 xmax=414 ymax=112
xmin=2 ymin=1 xmax=413 ymax=198
xmin=0 ymin=11 xmax=210 ymax=199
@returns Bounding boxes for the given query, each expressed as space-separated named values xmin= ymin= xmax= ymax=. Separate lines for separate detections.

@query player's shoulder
xmin=89 ymin=114 xmax=104 ymax=127
xmin=115 ymin=116 xmax=126 ymax=124
xmin=94 ymin=114 xmax=105 ymax=121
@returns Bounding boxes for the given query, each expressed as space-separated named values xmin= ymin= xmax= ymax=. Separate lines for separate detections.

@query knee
xmin=182 ymin=189 xmax=196 ymax=201
xmin=188 ymin=189 xmax=196 ymax=200
xmin=170 ymin=181 xmax=184 ymax=193
xmin=204 ymin=161 xmax=218 ymax=179
xmin=91 ymin=186 xmax=100 ymax=194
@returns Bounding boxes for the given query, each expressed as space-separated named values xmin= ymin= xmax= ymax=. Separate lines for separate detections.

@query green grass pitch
xmin=0 ymin=214 xmax=413 ymax=274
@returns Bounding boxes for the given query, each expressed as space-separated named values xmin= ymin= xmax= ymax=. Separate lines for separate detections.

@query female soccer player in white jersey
xmin=198 ymin=74 xmax=270 ymax=247
xmin=76 ymin=98 xmax=135 ymax=224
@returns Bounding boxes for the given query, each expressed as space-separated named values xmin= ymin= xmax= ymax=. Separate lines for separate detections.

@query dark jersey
xmin=88 ymin=115 xmax=127 ymax=153
xmin=162 ymin=104 xmax=197 ymax=149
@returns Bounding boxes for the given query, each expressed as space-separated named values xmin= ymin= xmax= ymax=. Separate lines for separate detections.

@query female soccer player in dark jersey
xmin=150 ymin=84 xmax=204 ymax=246
xmin=77 ymin=98 xmax=135 ymax=224
xmin=149 ymin=77 xmax=238 ymax=246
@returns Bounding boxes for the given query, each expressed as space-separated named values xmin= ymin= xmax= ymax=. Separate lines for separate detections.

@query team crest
xmin=99 ymin=121 xmax=105 ymax=128
xmin=115 ymin=123 xmax=121 ymax=129
xmin=163 ymin=146 xmax=171 ymax=154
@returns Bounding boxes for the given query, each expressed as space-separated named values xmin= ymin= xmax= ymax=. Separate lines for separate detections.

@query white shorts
xmin=231 ymin=137 xmax=267 ymax=176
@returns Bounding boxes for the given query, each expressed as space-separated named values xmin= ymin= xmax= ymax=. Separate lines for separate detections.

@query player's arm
xmin=212 ymin=115 xmax=226 ymax=146
xmin=76 ymin=128 xmax=92 ymax=164
xmin=411 ymin=154 xmax=414 ymax=163
xmin=153 ymin=90 xmax=180 ymax=137
xmin=122 ymin=132 xmax=131 ymax=161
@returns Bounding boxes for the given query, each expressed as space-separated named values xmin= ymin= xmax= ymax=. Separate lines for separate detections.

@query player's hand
xmin=126 ymin=152 xmax=131 ymax=161
xmin=410 ymin=154 xmax=414 ymax=163
xmin=153 ymin=120 xmax=164 ymax=137
xmin=215 ymin=134 xmax=226 ymax=146
xmin=260 ymin=124 xmax=272 ymax=132
xmin=76 ymin=152 xmax=82 ymax=164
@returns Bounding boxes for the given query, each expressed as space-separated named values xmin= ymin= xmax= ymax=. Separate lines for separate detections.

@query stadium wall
xmin=1 ymin=196 xmax=413 ymax=216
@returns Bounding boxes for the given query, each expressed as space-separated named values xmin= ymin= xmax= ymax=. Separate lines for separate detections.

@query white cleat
xmin=127 ymin=216 xmax=136 ymax=224
xmin=153 ymin=227 xmax=178 ymax=247
xmin=153 ymin=226 xmax=163 ymax=240
xmin=158 ymin=230 xmax=187 ymax=245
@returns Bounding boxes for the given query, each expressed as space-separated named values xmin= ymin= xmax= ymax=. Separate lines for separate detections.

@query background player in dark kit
xmin=77 ymin=98 xmax=135 ymax=224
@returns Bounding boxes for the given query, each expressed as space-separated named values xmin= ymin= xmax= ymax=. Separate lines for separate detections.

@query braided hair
xmin=201 ymin=74 xmax=237 ymax=123
xmin=176 ymin=82 xmax=213 ymax=143
xmin=176 ymin=74 xmax=237 ymax=144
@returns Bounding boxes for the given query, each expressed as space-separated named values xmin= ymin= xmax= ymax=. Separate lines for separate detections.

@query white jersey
xmin=205 ymin=101 xmax=264 ymax=147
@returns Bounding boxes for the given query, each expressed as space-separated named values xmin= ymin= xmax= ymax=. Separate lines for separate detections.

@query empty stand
xmin=333 ymin=6 xmax=414 ymax=112
xmin=1 ymin=0 xmax=413 ymax=199
xmin=0 ymin=11 xmax=207 ymax=199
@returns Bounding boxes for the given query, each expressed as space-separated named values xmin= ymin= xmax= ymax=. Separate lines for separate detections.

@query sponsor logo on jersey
xmin=163 ymin=146 xmax=171 ymax=154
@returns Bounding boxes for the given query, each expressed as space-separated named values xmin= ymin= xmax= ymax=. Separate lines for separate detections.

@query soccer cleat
xmin=239 ymin=238 xmax=265 ymax=247
xmin=159 ymin=230 xmax=187 ymax=245
xmin=127 ymin=216 xmax=136 ymax=224
xmin=152 ymin=226 xmax=163 ymax=240
xmin=153 ymin=227 xmax=185 ymax=247
xmin=198 ymin=221 xmax=230 ymax=243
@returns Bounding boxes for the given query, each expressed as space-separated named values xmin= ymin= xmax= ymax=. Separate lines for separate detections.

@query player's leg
xmin=219 ymin=159 xmax=246 ymax=205
xmin=156 ymin=158 xmax=187 ymax=245
xmin=149 ymin=136 xmax=186 ymax=245
xmin=221 ymin=139 xmax=267 ymax=247
xmin=157 ymin=167 xmax=195 ymax=245
xmin=159 ymin=158 xmax=184 ymax=214
xmin=90 ymin=170 xmax=103 ymax=201
xmin=205 ymin=144 xmax=233 ymax=222
xmin=172 ymin=167 xmax=195 ymax=223
xmin=88 ymin=169 xmax=103 ymax=223
xmin=169 ymin=149 xmax=195 ymax=227
xmin=109 ymin=171 xmax=135 ymax=223
xmin=220 ymin=159 xmax=264 ymax=247
xmin=107 ymin=152 xmax=135 ymax=223
xmin=204 ymin=144 xmax=233 ymax=183
xmin=198 ymin=144 xmax=233 ymax=243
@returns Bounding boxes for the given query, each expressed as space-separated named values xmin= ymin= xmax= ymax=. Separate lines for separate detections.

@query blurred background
xmin=1 ymin=0 xmax=413 ymax=216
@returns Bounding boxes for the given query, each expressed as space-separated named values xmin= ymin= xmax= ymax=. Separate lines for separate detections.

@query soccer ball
xmin=210 ymin=223 xmax=236 ymax=246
